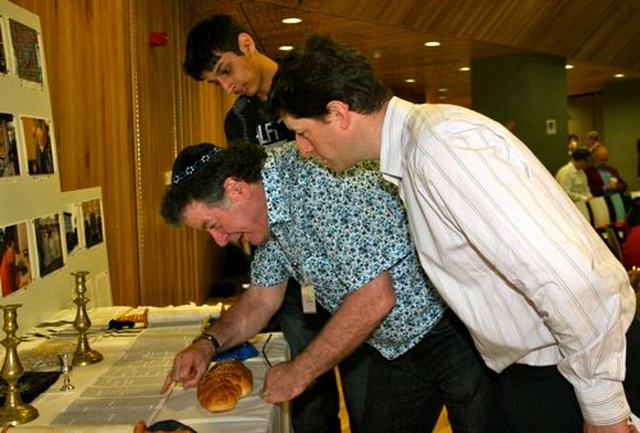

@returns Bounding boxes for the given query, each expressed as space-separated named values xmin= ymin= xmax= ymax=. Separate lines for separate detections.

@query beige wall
xmin=11 ymin=0 xmax=233 ymax=307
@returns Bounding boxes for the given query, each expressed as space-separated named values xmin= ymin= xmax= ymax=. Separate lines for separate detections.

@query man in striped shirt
xmin=269 ymin=34 xmax=640 ymax=433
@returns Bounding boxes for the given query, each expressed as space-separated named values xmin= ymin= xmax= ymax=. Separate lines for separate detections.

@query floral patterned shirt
xmin=252 ymin=142 xmax=445 ymax=360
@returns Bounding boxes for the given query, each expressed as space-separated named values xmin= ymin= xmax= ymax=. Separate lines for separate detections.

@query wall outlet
xmin=546 ymin=119 xmax=557 ymax=135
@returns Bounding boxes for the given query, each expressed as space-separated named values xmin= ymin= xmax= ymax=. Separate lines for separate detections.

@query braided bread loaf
xmin=196 ymin=359 xmax=253 ymax=412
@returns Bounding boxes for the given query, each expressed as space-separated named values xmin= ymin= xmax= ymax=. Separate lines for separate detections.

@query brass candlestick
xmin=0 ymin=304 xmax=38 ymax=425
xmin=71 ymin=271 xmax=103 ymax=366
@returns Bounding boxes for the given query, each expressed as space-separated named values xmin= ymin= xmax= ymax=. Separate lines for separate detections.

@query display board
xmin=0 ymin=0 xmax=111 ymax=332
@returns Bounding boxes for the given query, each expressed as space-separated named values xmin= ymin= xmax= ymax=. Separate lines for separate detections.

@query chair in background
xmin=627 ymin=197 xmax=640 ymax=230
xmin=607 ymin=193 xmax=627 ymax=224
xmin=606 ymin=193 xmax=628 ymax=241
xmin=588 ymin=196 xmax=611 ymax=230
xmin=602 ymin=226 xmax=623 ymax=263
xmin=574 ymin=200 xmax=592 ymax=224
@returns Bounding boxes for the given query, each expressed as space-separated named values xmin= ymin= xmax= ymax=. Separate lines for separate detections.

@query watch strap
xmin=192 ymin=332 xmax=220 ymax=351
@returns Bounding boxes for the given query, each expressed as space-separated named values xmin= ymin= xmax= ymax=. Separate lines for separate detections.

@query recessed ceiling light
xmin=438 ymin=96 xmax=447 ymax=100
xmin=424 ymin=41 xmax=441 ymax=47
xmin=278 ymin=45 xmax=294 ymax=51
xmin=565 ymin=64 xmax=574 ymax=70
xmin=405 ymin=78 xmax=416 ymax=83
xmin=437 ymin=88 xmax=448 ymax=92
xmin=282 ymin=17 xmax=302 ymax=24
xmin=459 ymin=66 xmax=470 ymax=72
xmin=614 ymin=73 xmax=626 ymax=78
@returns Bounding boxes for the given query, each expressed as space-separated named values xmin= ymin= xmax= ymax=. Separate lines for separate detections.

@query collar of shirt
xmin=380 ymin=96 xmax=413 ymax=186
xmin=261 ymin=145 xmax=294 ymax=228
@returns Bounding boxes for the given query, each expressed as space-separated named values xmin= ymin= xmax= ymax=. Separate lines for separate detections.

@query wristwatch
xmin=192 ymin=332 xmax=220 ymax=352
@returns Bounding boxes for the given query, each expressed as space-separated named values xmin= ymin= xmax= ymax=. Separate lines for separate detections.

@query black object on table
xmin=0 ymin=371 xmax=61 ymax=405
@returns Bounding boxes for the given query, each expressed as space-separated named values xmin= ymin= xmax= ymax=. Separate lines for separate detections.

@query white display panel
xmin=0 ymin=0 xmax=111 ymax=332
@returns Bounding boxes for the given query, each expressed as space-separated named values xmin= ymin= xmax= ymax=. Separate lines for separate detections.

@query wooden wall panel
xmin=129 ymin=0 xmax=228 ymax=306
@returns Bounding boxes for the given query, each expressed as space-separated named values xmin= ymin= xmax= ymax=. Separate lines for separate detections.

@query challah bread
xmin=197 ymin=359 xmax=253 ymax=412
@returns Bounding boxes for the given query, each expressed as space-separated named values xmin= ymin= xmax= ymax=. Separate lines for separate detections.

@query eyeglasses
xmin=261 ymin=333 xmax=273 ymax=367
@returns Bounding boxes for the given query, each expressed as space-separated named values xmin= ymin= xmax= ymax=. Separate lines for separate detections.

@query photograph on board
xmin=0 ymin=18 xmax=7 ymax=74
xmin=34 ymin=213 xmax=63 ymax=277
xmin=1 ymin=222 xmax=32 ymax=297
xmin=0 ymin=112 xmax=20 ymax=177
xmin=9 ymin=18 xmax=42 ymax=83
xmin=82 ymin=199 xmax=104 ymax=248
xmin=22 ymin=116 xmax=54 ymax=175
xmin=62 ymin=203 xmax=79 ymax=256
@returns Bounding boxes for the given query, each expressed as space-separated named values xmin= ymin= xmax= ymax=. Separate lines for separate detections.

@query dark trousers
xmin=493 ymin=317 xmax=640 ymax=433
xmin=273 ymin=279 xmax=369 ymax=433
xmin=362 ymin=311 xmax=497 ymax=433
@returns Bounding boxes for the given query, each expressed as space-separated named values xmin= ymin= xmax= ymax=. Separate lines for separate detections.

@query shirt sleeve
xmin=251 ymin=239 xmax=292 ymax=288
xmin=609 ymin=167 xmax=628 ymax=193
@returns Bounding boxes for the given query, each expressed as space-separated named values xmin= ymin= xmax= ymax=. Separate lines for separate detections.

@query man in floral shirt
xmin=160 ymin=141 xmax=500 ymax=433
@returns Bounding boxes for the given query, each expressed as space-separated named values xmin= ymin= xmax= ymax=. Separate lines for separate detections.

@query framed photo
xmin=34 ymin=213 xmax=63 ymax=277
xmin=1 ymin=222 xmax=32 ymax=297
xmin=82 ymin=199 xmax=104 ymax=248
xmin=62 ymin=203 xmax=80 ymax=256
xmin=0 ymin=112 xmax=20 ymax=177
xmin=9 ymin=18 xmax=42 ymax=84
xmin=21 ymin=116 xmax=54 ymax=175
xmin=0 ymin=16 xmax=7 ymax=74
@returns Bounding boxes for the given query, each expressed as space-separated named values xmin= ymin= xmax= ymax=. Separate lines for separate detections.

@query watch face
xmin=9 ymin=19 xmax=42 ymax=83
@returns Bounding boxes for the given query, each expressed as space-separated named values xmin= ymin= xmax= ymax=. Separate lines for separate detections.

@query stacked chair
xmin=580 ymin=193 xmax=635 ymax=265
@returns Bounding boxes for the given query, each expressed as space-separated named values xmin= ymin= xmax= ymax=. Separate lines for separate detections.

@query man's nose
xmin=208 ymin=229 xmax=229 ymax=247
xmin=217 ymin=77 xmax=234 ymax=94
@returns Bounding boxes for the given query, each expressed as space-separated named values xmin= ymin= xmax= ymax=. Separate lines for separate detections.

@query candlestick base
xmin=0 ymin=403 xmax=39 ymax=426
xmin=73 ymin=348 xmax=103 ymax=367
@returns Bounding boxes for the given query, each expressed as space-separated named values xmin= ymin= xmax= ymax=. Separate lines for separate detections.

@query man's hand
xmin=160 ymin=339 xmax=214 ymax=393
xmin=260 ymin=360 xmax=312 ymax=403
xmin=585 ymin=420 xmax=639 ymax=433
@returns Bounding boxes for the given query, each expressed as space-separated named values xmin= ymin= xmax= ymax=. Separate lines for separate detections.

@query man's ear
xmin=237 ymin=32 xmax=256 ymax=55
xmin=326 ymin=100 xmax=351 ymax=130
xmin=223 ymin=177 xmax=247 ymax=199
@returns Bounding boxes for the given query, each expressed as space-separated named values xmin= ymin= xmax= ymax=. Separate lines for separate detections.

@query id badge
xmin=301 ymin=283 xmax=317 ymax=314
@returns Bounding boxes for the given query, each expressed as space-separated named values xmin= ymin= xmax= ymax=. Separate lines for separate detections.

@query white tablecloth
xmin=8 ymin=306 xmax=290 ymax=433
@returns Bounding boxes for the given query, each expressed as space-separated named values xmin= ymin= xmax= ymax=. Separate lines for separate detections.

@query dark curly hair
xmin=183 ymin=14 xmax=247 ymax=81
xmin=269 ymin=34 xmax=392 ymax=119
xmin=161 ymin=143 xmax=266 ymax=225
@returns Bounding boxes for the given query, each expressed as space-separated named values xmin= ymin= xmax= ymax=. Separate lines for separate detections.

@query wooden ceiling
xmin=189 ymin=0 xmax=640 ymax=106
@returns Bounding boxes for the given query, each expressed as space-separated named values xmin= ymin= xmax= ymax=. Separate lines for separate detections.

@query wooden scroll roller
xmin=111 ymin=308 xmax=149 ymax=329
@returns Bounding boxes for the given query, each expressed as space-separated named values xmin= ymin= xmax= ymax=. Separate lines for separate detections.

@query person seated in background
xmin=584 ymin=144 xmax=628 ymax=197
xmin=567 ymin=134 xmax=580 ymax=156
xmin=161 ymin=142 xmax=498 ymax=433
xmin=555 ymin=148 xmax=593 ymax=203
